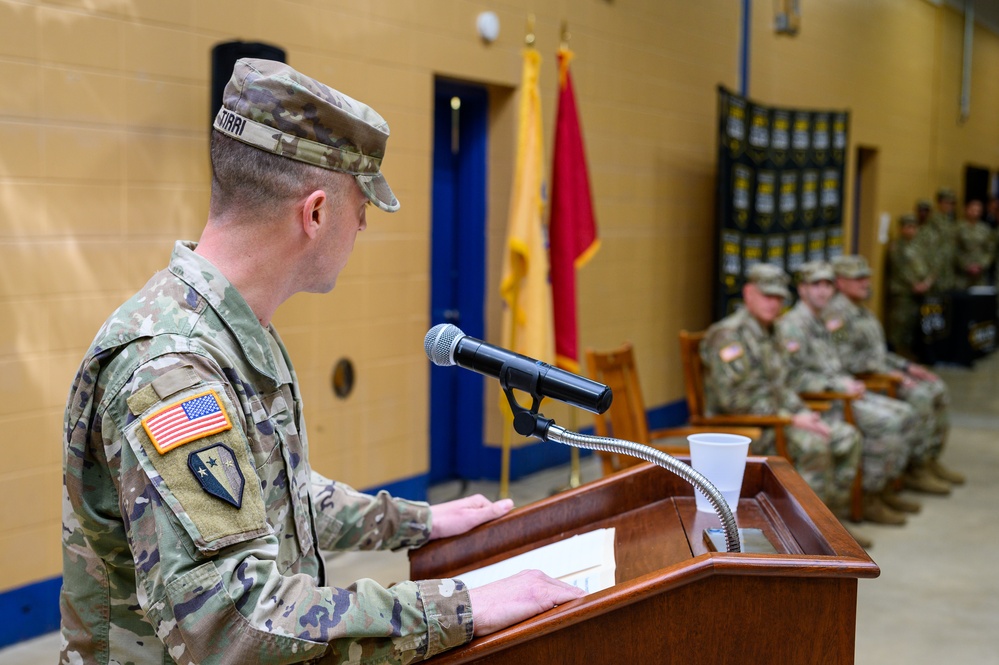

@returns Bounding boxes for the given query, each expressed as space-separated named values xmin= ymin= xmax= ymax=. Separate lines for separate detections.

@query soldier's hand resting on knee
xmin=792 ymin=410 xmax=831 ymax=439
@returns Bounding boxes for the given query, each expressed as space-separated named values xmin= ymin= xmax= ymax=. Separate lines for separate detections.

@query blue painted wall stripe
xmin=0 ymin=576 xmax=61 ymax=649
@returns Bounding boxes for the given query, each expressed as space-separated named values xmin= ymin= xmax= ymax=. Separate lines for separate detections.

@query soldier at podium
xmin=701 ymin=264 xmax=862 ymax=519
xmin=59 ymin=58 xmax=583 ymax=665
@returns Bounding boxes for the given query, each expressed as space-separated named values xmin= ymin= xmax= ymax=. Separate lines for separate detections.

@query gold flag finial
xmin=525 ymin=13 xmax=536 ymax=47
xmin=560 ymin=20 xmax=570 ymax=50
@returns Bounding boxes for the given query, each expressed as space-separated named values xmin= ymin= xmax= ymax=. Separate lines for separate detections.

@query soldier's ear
xmin=299 ymin=189 xmax=328 ymax=240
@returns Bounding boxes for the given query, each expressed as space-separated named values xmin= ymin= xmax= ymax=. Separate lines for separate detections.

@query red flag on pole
xmin=549 ymin=47 xmax=600 ymax=373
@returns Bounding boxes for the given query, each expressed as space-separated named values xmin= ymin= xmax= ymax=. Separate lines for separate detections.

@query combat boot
xmin=903 ymin=463 xmax=952 ymax=495
xmin=881 ymin=486 xmax=921 ymax=514
xmin=862 ymin=493 xmax=907 ymax=526
xmin=927 ymin=458 xmax=966 ymax=485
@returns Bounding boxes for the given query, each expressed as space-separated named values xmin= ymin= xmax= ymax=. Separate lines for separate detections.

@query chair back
xmin=584 ymin=343 xmax=651 ymax=472
xmin=678 ymin=330 xmax=708 ymax=423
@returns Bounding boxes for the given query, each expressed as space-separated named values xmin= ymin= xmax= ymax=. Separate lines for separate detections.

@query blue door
xmin=429 ymin=80 xmax=488 ymax=484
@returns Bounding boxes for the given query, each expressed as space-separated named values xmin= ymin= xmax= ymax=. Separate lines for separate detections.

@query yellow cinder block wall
xmin=2 ymin=0 xmax=999 ymax=595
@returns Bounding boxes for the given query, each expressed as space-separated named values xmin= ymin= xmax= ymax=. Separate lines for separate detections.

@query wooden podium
xmin=409 ymin=456 xmax=879 ymax=664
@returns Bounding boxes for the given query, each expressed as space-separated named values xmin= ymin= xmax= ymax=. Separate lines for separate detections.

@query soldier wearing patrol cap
xmin=779 ymin=261 xmax=921 ymax=525
xmin=921 ymin=187 xmax=959 ymax=292
xmin=60 ymin=59 xmax=582 ymax=665
xmin=824 ymin=255 xmax=963 ymax=497
xmin=912 ymin=199 xmax=933 ymax=244
xmin=954 ymin=198 xmax=997 ymax=289
xmin=915 ymin=198 xmax=932 ymax=220
xmin=888 ymin=213 xmax=933 ymax=356
xmin=701 ymin=263 xmax=862 ymax=520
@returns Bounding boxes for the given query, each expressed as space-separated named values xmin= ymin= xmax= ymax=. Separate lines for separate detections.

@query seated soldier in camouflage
xmin=825 ymin=254 xmax=964 ymax=496
xmin=60 ymin=59 xmax=583 ymax=665
xmin=701 ymin=263 xmax=862 ymax=518
xmin=778 ymin=261 xmax=920 ymax=525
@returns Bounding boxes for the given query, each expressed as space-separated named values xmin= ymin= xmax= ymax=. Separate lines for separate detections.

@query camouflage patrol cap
xmin=936 ymin=187 xmax=956 ymax=202
xmin=213 ymin=58 xmax=400 ymax=212
xmin=916 ymin=199 xmax=931 ymax=210
xmin=745 ymin=263 xmax=790 ymax=298
xmin=899 ymin=213 xmax=918 ymax=227
xmin=797 ymin=260 xmax=835 ymax=284
xmin=832 ymin=254 xmax=872 ymax=279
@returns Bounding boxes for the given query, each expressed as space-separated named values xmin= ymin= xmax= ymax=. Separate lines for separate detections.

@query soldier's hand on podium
xmin=429 ymin=494 xmax=514 ymax=541
xmin=467 ymin=569 xmax=585 ymax=636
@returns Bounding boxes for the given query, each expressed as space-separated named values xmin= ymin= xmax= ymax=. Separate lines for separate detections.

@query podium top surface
xmin=408 ymin=457 xmax=878 ymax=664
xmin=413 ymin=456 xmax=877 ymax=581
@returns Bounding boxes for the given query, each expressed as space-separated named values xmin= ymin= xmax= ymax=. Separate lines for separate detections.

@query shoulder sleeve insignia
xmin=719 ymin=342 xmax=744 ymax=363
xmin=189 ymin=443 xmax=244 ymax=508
xmin=785 ymin=340 xmax=801 ymax=353
xmin=826 ymin=318 xmax=843 ymax=332
xmin=142 ymin=389 xmax=233 ymax=455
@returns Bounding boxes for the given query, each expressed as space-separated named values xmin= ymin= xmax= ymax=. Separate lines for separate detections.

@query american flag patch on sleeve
xmin=719 ymin=342 xmax=744 ymax=363
xmin=142 ymin=390 xmax=233 ymax=455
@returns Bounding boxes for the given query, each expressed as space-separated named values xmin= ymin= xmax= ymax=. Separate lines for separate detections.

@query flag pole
xmin=548 ymin=20 xmax=602 ymax=491
xmin=499 ymin=15 xmax=539 ymax=500
xmin=566 ymin=411 xmax=582 ymax=489
xmin=499 ymin=287 xmax=517 ymax=499
xmin=560 ymin=20 xmax=582 ymax=490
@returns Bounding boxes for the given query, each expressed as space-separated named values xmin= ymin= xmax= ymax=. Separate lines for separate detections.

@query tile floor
xmin=2 ymin=353 xmax=997 ymax=664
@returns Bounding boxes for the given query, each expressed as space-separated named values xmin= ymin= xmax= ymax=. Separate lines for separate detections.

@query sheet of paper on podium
xmin=454 ymin=528 xmax=616 ymax=594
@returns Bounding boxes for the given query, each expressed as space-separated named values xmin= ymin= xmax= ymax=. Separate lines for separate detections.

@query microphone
xmin=424 ymin=324 xmax=612 ymax=414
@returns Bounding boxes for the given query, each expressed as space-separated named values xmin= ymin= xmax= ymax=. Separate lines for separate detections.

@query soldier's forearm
xmin=311 ymin=477 xmax=432 ymax=552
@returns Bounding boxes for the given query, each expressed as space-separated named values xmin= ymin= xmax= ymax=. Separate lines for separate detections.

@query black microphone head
xmin=424 ymin=323 xmax=465 ymax=366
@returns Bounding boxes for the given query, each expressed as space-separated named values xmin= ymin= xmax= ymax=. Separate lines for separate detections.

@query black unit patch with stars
xmin=188 ymin=443 xmax=245 ymax=508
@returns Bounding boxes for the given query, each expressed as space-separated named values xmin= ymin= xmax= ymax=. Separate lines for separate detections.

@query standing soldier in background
xmin=914 ymin=198 xmax=933 ymax=229
xmin=824 ymin=255 xmax=964 ymax=497
xmin=887 ymin=213 xmax=933 ymax=357
xmin=701 ymin=264 xmax=862 ymax=522
xmin=985 ymin=196 xmax=999 ymax=284
xmin=954 ymin=198 xmax=997 ymax=289
xmin=985 ymin=196 xmax=999 ymax=230
xmin=923 ymin=188 xmax=959 ymax=293
xmin=779 ymin=261 xmax=920 ymax=525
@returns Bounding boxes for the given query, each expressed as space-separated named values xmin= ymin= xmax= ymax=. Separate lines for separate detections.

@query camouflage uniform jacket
xmin=776 ymin=300 xmax=856 ymax=395
xmin=822 ymin=292 xmax=908 ymax=375
xmin=887 ymin=236 xmax=930 ymax=297
xmin=921 ymin=212 xmax=958 ymax=291
xmin=701 ymin=307 xmax=807 ymax=418
xmin=955 ymin=220 xmax=997 ymax=287
xmin=61 ymin=242 xmax=473 ymax=665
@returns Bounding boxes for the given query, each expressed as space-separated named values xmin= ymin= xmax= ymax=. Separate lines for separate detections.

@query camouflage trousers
xmin=898 ymin=378 xmax=950 ymax=461
xmin=888 ymin=295 xmax=919 ymax=356
xmin=753 ymin=418 xmax=861 ymax=507
xmin=837 ymin=393 xmax=917 ymax=493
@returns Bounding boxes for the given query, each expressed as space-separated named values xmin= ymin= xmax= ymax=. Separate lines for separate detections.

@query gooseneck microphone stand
xmin=498 ymin=365 xmax=742 ymax=554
